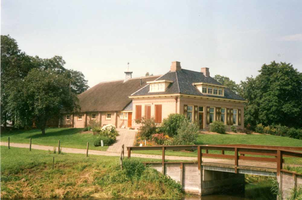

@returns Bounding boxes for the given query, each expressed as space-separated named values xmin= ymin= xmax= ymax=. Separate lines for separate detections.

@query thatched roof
xmin=77 ymin=76 xmax=159 ymax=112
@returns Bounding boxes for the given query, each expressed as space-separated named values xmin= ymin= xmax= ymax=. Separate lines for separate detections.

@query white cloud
xmin=280 ymin=34 xmax=302 ymax=41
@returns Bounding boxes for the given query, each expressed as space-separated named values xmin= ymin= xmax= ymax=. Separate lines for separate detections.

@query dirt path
xmin=106 ymin=129 xmax=136 ymax=153
xmin=0 ymin=142 xmax=194 ymax=161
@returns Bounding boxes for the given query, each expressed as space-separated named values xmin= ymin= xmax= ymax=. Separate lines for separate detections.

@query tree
xmin=214 ymin=75 xmax=240 ymax=94
xmin=241 ymin=61 xmax=302 ymax=128
xmin=1 ymin=35 xmax=89 ymax=132
xmin=23 ymin=69 xmax=79 ymax=134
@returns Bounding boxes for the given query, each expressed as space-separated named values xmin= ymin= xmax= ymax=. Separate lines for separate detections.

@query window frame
xmin=106 ymin=113 xmax=112 ymax=120
xmin=209 ymin=107 xmax=214 ymax=123
xmin=221 ymin=108 xmax=226 ymax=124
xmin=213 ymin=88 xmax=218 ymax=95
xmin=91 ymin=113 xmax=96 ymax=119
xmin=78 ymin=114 xmax=83 ymax=121
xmin=187 ymin=105 xmax=193 ymax=122
xmin=208 ymin=87 xmax=213 ymax=94
xmin=233 ymin=109 xmax=238 ymax=125
xmin=66 ymin=115 xmax=71 ymax=120
xmin=202 ymin=87 xmax=207 ymax=93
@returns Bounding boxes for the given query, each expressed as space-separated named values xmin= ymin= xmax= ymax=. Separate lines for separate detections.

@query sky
xmin=2 ymin=0 xmax=302 ymax=87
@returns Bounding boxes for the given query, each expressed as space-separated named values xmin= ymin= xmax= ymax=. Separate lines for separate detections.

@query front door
xmin=128 ymin=112 xmax=132 ymax=128
xmin=199 ymin=113 xmax=203 ymax=129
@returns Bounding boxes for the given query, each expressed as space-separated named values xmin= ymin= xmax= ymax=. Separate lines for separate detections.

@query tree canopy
xmin=1 ymin=35 xmax=89 ymax=133
xmin=214 ymin=75 xmax=240 ymax=94
xmin=241 ymin=61 xmax=302 ymax=128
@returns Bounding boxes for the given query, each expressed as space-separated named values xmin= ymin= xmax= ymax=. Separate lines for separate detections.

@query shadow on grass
xmin=1 ymin=128 xmax=84 ymax=139
xmin=27 ymin=128 xmax=83 ymax=139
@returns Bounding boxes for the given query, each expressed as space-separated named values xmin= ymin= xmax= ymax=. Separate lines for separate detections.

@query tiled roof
xmin=131 ymin=69 xmax=245 ymax=101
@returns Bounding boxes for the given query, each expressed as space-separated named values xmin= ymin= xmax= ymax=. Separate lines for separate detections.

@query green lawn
xmin=1 ymin=128 xmax=108 ymax=151
xmin=1 ymin=147 xmax=182 ymax=199
xmin=196 ymin=134 xmax=302 ymax=147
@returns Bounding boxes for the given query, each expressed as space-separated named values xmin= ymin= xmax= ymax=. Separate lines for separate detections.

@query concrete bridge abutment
xmin=147 ymin=163 xmax=245 ymax=196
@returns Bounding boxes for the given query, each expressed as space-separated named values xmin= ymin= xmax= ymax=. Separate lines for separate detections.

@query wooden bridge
xmin=127 ymin=144 xmax=302 ymax=199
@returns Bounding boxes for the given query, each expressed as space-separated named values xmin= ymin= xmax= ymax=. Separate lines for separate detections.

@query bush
xmin=161 ymin=114 xmax=186 ymax=137
xmin=288 ymin=128 xmax=299 ymax=139
xmin=123 ymin=159 xmax=146 ymax=179
xmin=136 ymin=118 xmax=157 ymax=139
xmin=275 ymin=125 xmax=289 ymax=136
xmin=210 ymin=121 xmax=226 ymax=134
xmin=152 ymin=133 xmax=169 ymax=145
xmin=173 ymin=119 xmax=199 ymax=145
xmin=99 ymin=125 xmax=119 ymax=140
xmin=231 ymin=125 xmax=237 ymax=133
xmin=94 ymin=136 xmax=115 ymax=146
xmin=255 ymin=124 xmax=264 ymax=133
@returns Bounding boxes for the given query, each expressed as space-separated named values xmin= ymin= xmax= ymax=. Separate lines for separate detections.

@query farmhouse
xmin=61 ymin=61 xmax=246 ymax=130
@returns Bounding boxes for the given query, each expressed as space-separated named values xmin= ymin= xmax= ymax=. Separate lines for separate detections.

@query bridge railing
xmin=127 ymin=145 xmax=302 ymax=176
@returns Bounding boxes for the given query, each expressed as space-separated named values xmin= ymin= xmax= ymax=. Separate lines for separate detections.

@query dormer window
xmin=147 ymin=80 xmax=173 ymax=93
xmin=193 ymin=82 xmax=226 ymax=97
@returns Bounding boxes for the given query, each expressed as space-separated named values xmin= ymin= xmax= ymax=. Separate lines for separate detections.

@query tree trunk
xmin=41 ymin=127 xmax=46 ymax=134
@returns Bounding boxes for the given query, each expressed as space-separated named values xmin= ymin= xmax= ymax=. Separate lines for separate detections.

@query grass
xmin=196 ymin=133 xmax=302 ymax=147
xmin=1 ymin=146 xmax=183 ymax=199
xmin=1 ymin=128 xmax=108 ymax=151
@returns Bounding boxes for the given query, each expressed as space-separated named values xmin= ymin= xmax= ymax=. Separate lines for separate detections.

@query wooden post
xmin=52 ymin=157 xmax=55 ymax=169
xmin=221 ymin=150 xmax=225 ymax=155
xmin=122 ymin=144 xmax=124 ymax=159
xmin=58 ymin=140 xmax=60 ymax=154
xmin=198 ymin=146 xmax=201 ymax=170
xmin=277 ymin=150 xmax=282 ymax=176
xmin=206 ymin=149 xmax=209 ymax=154
xmin=29 ymin=138 xmax=32 ymax=151
xmin=180 ymin=163 xmax=184 ymax=187
xmin=162 ymin=147 xmax=165 ymax=174
xmin=127 ymin=147 xmax=131 ymax=158
xmin=8 ymin=137 xmax=10 ymax=149
xmin=293 ymin=173 xmax=297 ymax=191
xmin=235 ymin=147 xmax=238 ymax=173
xmin=86 ymin=142 xmax=89 ymax=157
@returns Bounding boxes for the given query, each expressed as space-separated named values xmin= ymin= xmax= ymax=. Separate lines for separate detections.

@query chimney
xmin=170 ymin=61 xmax=181 ymax=72
xmin=201 ymin=67 xmax=210 ymax=77
xmin=124 ymin=71 xmax=133 ymax=82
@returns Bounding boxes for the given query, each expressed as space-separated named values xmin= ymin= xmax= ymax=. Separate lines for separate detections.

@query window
xmin=150 ymin=83 xmax=165 ymax=92
xmin=213 ymin=88 xmax=218 ymax=95
xmin=66 ymin=115 xmax=71 ymax=120
xmin=120 ymin=112 xmax=127 ymax=119
xmin=233 ymin=109 xmax=237 ymax=125
xmin=199 ymin=107 xmax=203 ymax=112
xmin=78 ymin=114 xmax=82 ymax=120
xmin=209 ymin=108 xmax=214 ymax=123
xmin=145 ymin=105 xmax=151 ymax=120
xmin=202 ymin=87 xmax=207 ymax=93
xmin=219 ymin=89 xmax=223 ymax=96
xmin=187 ymin=106 xmax=193 ymax=122
xmin=91 ymin=113 xmax=96 ymax=119
xmin=155 ymin=105 xmax=162 ymax=123
xmin=208 ymin=87 xmax=213 ymax=94
xmin=136 ymin=105 xmax=142 ymax=120
xmin=221 ymin=108 xmax=225 ymax=123
xmin=106 ymin=113 xmax=111 ymax=120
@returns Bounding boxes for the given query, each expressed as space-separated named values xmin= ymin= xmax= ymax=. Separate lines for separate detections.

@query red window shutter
xmin=136 ymin=105 xmax=142 ymax=120
xmin=145 ymin=105 xmax=151 ymax=120
xmin=155 ymin=105 xmax=162 ymax=123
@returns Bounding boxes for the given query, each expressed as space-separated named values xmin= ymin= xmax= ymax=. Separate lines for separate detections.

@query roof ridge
xmin=175 ymin=71 xmax=181 ymax=93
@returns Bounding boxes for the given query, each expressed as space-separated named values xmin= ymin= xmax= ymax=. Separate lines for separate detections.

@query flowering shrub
xmin=162 ymin=114 xmax=186 ymax=137
xmin=135 ymin=118 xmax=157 ymax=139
xmin=152 ymin=133 xmax=170 ymax=145
xmin=173 ymin=119 xmax=199 ymax=145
